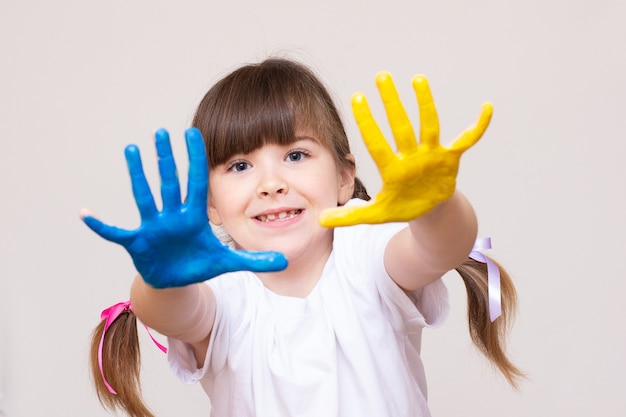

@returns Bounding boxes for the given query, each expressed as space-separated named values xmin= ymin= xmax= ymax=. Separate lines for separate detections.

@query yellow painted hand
xmin=319 ymin=72 xmax=493 ymax=227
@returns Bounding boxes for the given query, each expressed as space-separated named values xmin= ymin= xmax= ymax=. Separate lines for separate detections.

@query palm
xmin=82 ymin=128 xmax=287 ymax=288
xmin=320 ymin=73 xmax=493 ymax=227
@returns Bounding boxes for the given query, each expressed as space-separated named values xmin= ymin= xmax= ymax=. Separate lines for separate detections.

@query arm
xmin=320 ymin=73 xmax=490 ymax=290
xmin=385 ymin=190 xmax=477 ymax=291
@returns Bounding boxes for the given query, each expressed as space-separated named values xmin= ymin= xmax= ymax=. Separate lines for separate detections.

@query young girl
xmin=82 ymin=58 xmax=522 ymax=417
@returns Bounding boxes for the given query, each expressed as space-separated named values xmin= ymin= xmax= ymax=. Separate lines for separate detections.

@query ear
xmin=337 ymin=154 xmax=357 ymax=205
xmin=208 ymin=194 xmax=223 ymax=226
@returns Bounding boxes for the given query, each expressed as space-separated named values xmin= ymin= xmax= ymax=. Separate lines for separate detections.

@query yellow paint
xmin=319 ymin=72 xmax=493 ymax=227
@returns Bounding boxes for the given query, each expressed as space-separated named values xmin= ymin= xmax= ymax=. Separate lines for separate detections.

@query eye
xmin=227 ymin=160 xmax=250 ymax=172
xmin=286 ymin=149 xmax=310 ymax=162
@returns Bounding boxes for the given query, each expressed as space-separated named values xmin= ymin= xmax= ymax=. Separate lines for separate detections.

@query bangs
xmin=190 ymin=57 xmax=369 ymax=201
xmin=193 ymin=60 xmax=330 ymax=167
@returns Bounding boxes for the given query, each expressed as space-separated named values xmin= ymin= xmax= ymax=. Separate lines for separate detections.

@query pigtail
xmin=352 ymin=177 xmax=371 ymax=201
xmin=455 ymin=257 xmax=525 ymax=388
xmin=89 ymin=308 xmax=156 ymax=417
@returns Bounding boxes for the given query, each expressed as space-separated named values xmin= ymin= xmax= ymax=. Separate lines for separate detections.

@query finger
xmin=80 ymin=210 xmax=134 ymax=245
xmin=351 ymin=93 xmax=394 ymax=169
xmin=376 ymin=72 xmax=418 ymax=154
xmin=411 ymin=75 xmax=440 ymax=149
xmin=125 ymin=145 xmax=158 ymax=219
xmin=450 ymin=102 xmax=493 ymax=152
xmin=155 ymin=128 xmax=182 ymax=211
xmin=229 ymin=250 xmax=289 ymax=273
xmin=205 ymin=249 xmax=287 ymax=277
xmin=318 ymin=203 xmax=389 ymax=228
xmin=185 ymin=127 xmax=209 ymax=208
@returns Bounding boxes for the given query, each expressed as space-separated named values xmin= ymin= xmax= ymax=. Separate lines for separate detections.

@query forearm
xmin=408 ymin=190 xmax=477 ymax=272
xmin=385 ymin=190 xmax=477 ymax=291
xmin=130 ymin=276 xmax=216 ymax=346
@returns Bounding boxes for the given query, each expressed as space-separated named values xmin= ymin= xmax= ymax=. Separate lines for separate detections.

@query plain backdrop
xmin=1 ymin=0 xmax=625 ymax=416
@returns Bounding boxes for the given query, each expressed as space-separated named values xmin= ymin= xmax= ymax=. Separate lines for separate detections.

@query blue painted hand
xmin=81 ymin=127 xmax=287 ymax=288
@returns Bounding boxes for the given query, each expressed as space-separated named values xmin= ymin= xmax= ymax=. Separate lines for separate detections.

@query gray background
xmin=1 ymin=0 xmax=625 ymax=415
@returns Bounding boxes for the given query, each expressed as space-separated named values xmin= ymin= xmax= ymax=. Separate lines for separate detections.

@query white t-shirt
xmin=168 ymin=217 xmax=449 ymax=417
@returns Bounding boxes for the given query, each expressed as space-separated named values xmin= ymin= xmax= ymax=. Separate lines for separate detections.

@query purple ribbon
xmin=469 ymin=237 xmax=502 ymax=322
xmin=98 ymin=301 xmax=168 ymax=394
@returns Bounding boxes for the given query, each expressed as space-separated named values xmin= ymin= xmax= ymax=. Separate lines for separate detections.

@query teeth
xmin=257 ymin=209 xmax=301 ymax=222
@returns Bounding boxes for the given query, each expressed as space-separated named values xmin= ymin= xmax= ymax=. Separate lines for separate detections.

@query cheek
xmin=308 ymin=175 xmax=342 ymax=206
xmin=208 ymin=180 xmax=253 ymax=227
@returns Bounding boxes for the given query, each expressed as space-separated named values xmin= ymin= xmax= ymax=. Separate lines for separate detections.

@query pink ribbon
xmin=98 ymin=301 xmax=168 ymax=394
xmin=469 ymin=237 xmax=502 ymax=322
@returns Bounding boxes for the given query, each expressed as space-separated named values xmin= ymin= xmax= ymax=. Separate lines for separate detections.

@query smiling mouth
xmin=256 ymin=209 xmax=302 ymax=222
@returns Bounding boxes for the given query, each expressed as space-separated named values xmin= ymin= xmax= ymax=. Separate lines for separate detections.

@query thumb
xmin=319 ymin=205 xmax=382 ymax=228
xmin=80 ymin=208 xmax=133 ymax=244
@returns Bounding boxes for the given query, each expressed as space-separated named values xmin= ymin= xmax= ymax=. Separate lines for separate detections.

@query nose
xmin=257 ymin=171 xmax=289 ymax=197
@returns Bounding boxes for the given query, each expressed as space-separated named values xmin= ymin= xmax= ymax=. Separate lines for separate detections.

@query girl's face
xmin=208 ymin=130 xmax=355 ymax=265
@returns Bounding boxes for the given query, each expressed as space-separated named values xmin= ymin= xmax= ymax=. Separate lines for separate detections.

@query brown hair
xmin=89 ymin=57 xmax=521 ymax=416
xmin=90 ymin=308 xmax=154 ymax=417
xmin=191 ymin=57 xmax=370 ymax=201
xmin=455 ymin=258 xmax=525 ymax=387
